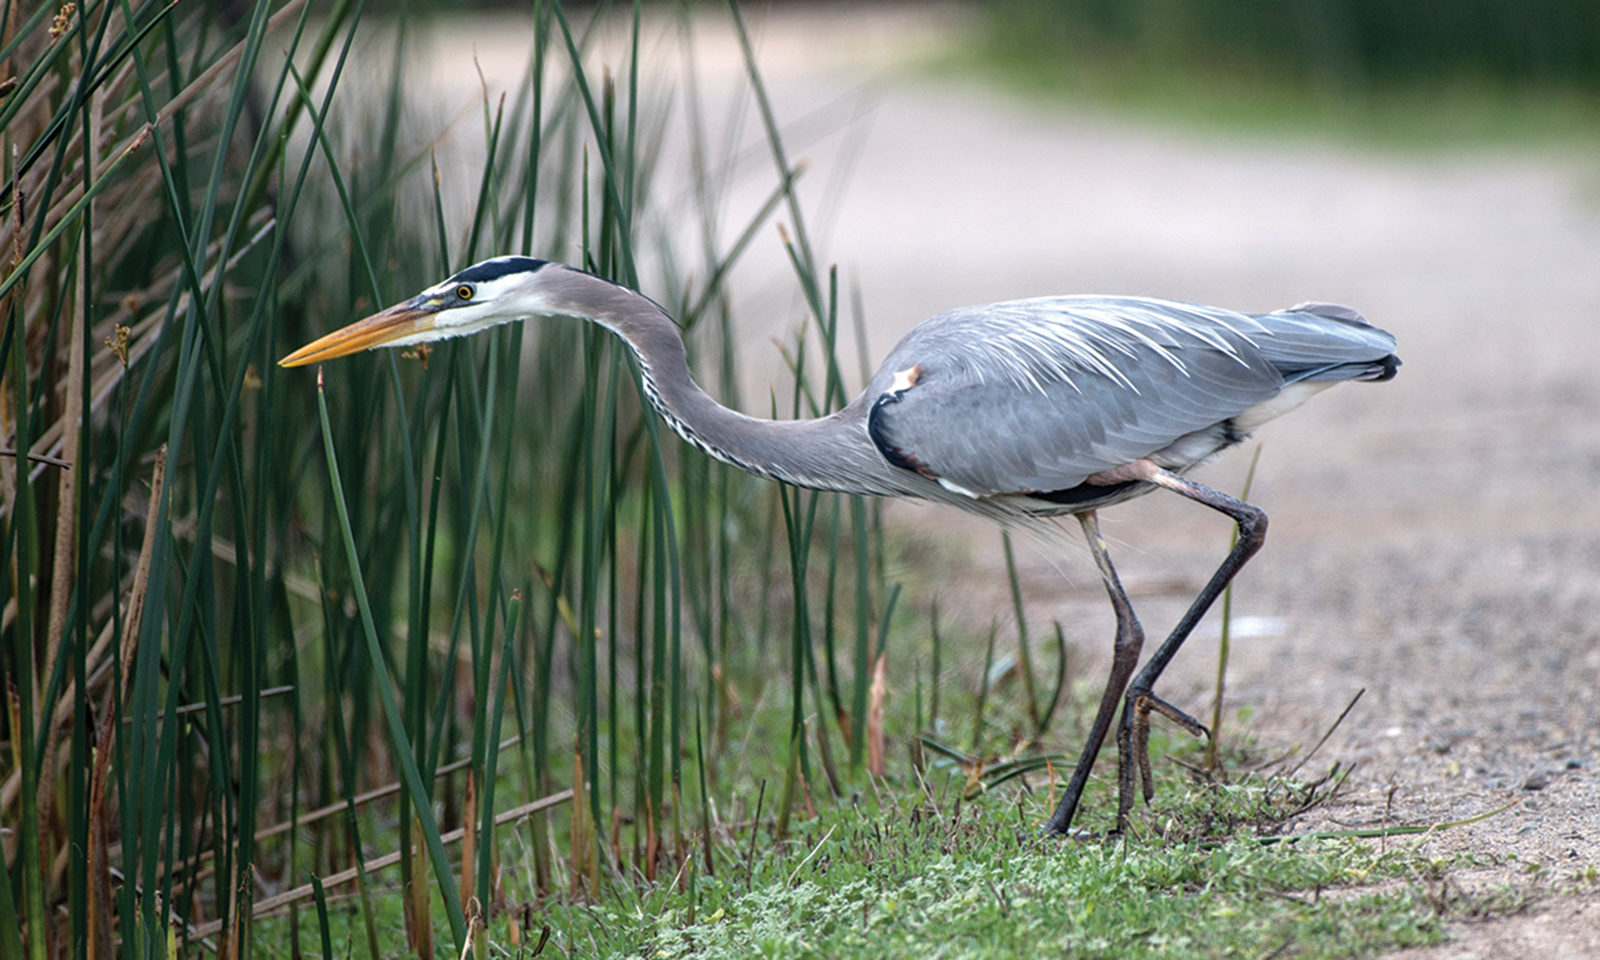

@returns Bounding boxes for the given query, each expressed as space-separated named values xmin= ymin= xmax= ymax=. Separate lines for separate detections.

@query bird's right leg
xmin=1042 ymin=510 xmax=1145 ymax=837
xmin=1115 ymin=467 xmax=1267 ymax=827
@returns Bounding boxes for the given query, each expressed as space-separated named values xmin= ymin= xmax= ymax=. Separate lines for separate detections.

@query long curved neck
xmin=546 ymin=267 xmax=902 ymax=495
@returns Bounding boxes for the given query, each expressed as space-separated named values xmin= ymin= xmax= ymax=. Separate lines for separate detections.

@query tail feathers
xmin=1289 ymin=353 xmax=1401 ymax=383
xmin=1259 ymin=301 xmax=1401 ymax=385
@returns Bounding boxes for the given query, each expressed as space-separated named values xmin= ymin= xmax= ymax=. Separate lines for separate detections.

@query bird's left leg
xmin=1115 ymin=465 xmax=1267 ymax=827
xmin=1042 ymin=510 xmax=1145 ymax=837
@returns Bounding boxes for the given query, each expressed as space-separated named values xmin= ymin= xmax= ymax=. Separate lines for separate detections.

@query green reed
xmin=0 ymin=2 xmax=972 ymax=956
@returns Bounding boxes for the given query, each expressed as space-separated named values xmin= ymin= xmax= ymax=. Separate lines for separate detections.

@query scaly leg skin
xmin=1115 ymin=468 xmax=1268 ymax=830
xmin=1042 ymin=511 xmax=1145 ymax=837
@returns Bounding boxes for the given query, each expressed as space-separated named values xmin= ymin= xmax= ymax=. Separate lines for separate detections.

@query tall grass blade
xmin=1207 ymin=443 xmax=1263 ymax=770
xmin=972 ymin=619 xmax=999 ymax=752
xmin=314 ymin=370 xmax=467 ymax=950
xmin=477 ymin=592 xmax=523 ymax=910
xmin=0 ymin=836 xmax=20 ymax=960
xmin=848 ymin=496 xmax=870 ymax=771
xmin=929 ymin=600 xmax=942 ymax=734
xmin=1002 ymin=533 xmax=1041 ymax=733
xmin=309 ymin=873 xmax=336 ymax=960
xmin=1038 ymin=622 xmax=1069 ymax=735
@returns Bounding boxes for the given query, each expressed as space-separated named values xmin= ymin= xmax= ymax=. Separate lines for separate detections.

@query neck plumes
xmin=545 ymin=267 xmax=897 ymax=496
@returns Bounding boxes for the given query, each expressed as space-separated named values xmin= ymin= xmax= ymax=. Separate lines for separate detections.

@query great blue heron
xmin=281 ymin=257 xmax=1399 ymax=835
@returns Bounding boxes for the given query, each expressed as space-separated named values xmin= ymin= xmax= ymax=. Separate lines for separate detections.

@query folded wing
xmin=865 ymin=296 xmax=1395 ymax=498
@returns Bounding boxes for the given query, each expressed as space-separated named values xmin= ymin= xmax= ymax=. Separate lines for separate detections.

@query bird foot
xmin=1117 ymin=690 xmax=1211 ymax=825
xmin=1044 ymin=824 xmax=1098 ymax=842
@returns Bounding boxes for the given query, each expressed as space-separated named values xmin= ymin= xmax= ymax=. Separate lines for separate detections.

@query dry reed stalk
xmin=37 ymin=78 xmax=99 ymax=883
xmin=461 ymin=770 xmax=478 ymax=907
xmin=88 ymin=444 xmax=165 ymax=960
xmin=867 ymin=650 xmax=887 ymax=778
xmin=187 ymin=790 xmax=573 ymax=940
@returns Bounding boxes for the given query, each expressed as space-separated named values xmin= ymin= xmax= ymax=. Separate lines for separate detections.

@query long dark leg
xmin=1043 ymin=511 xmax=1145 ymax=836
xmin=1115 ymin=469 xmax=1267 ymax=828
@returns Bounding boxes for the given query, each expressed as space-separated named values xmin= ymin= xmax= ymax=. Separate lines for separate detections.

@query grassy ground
xmin=251 ymin=741 xmax=1475 ymax=959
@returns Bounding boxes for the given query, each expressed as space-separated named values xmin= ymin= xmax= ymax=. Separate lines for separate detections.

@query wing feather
xmin=865 ymin=296 xmax=1307 ymax=497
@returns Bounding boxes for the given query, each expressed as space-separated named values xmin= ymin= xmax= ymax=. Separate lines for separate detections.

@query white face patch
xmin=428 ymin=299 xmax=495 ymax=331
xmin=423 ymin=268 xmax=552 ymax=335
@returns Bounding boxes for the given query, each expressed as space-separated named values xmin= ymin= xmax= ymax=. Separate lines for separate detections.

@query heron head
xmin=279 ymin=256 xmax=556 ymax=367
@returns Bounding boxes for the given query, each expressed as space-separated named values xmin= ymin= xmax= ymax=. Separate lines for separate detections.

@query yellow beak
xmin=278 ymin=301 xmax=438 ymax=367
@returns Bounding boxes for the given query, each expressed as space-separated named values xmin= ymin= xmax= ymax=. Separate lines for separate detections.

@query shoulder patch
xmin=889 ymin=364 xmax=922 ymax=394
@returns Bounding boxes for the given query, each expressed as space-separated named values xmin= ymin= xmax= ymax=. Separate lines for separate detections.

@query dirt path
xmin=391 ymin=5 xmax=1600 ymax=952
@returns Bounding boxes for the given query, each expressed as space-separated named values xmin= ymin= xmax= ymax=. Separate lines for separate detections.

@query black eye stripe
xmin=449 ymin=256 xmax=549 ymax=285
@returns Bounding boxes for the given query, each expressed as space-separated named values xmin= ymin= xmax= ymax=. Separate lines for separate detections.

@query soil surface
xmin=387 ymin=5 xmax=1600 ymax=954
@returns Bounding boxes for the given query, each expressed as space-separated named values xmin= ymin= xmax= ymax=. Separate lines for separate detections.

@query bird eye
xmin=455 ymin=284 xmax=474 ymax=301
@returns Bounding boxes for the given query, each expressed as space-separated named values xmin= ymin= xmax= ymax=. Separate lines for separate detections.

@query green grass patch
xmin=252 ymin=768 xmax=1458 ymax=959
xmin=950 ymin=7 xmax=1600 ymax=150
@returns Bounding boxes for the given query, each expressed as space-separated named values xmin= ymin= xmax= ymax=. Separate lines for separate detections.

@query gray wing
xmin=864 ymin=296 xmax=1295 ymax=497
